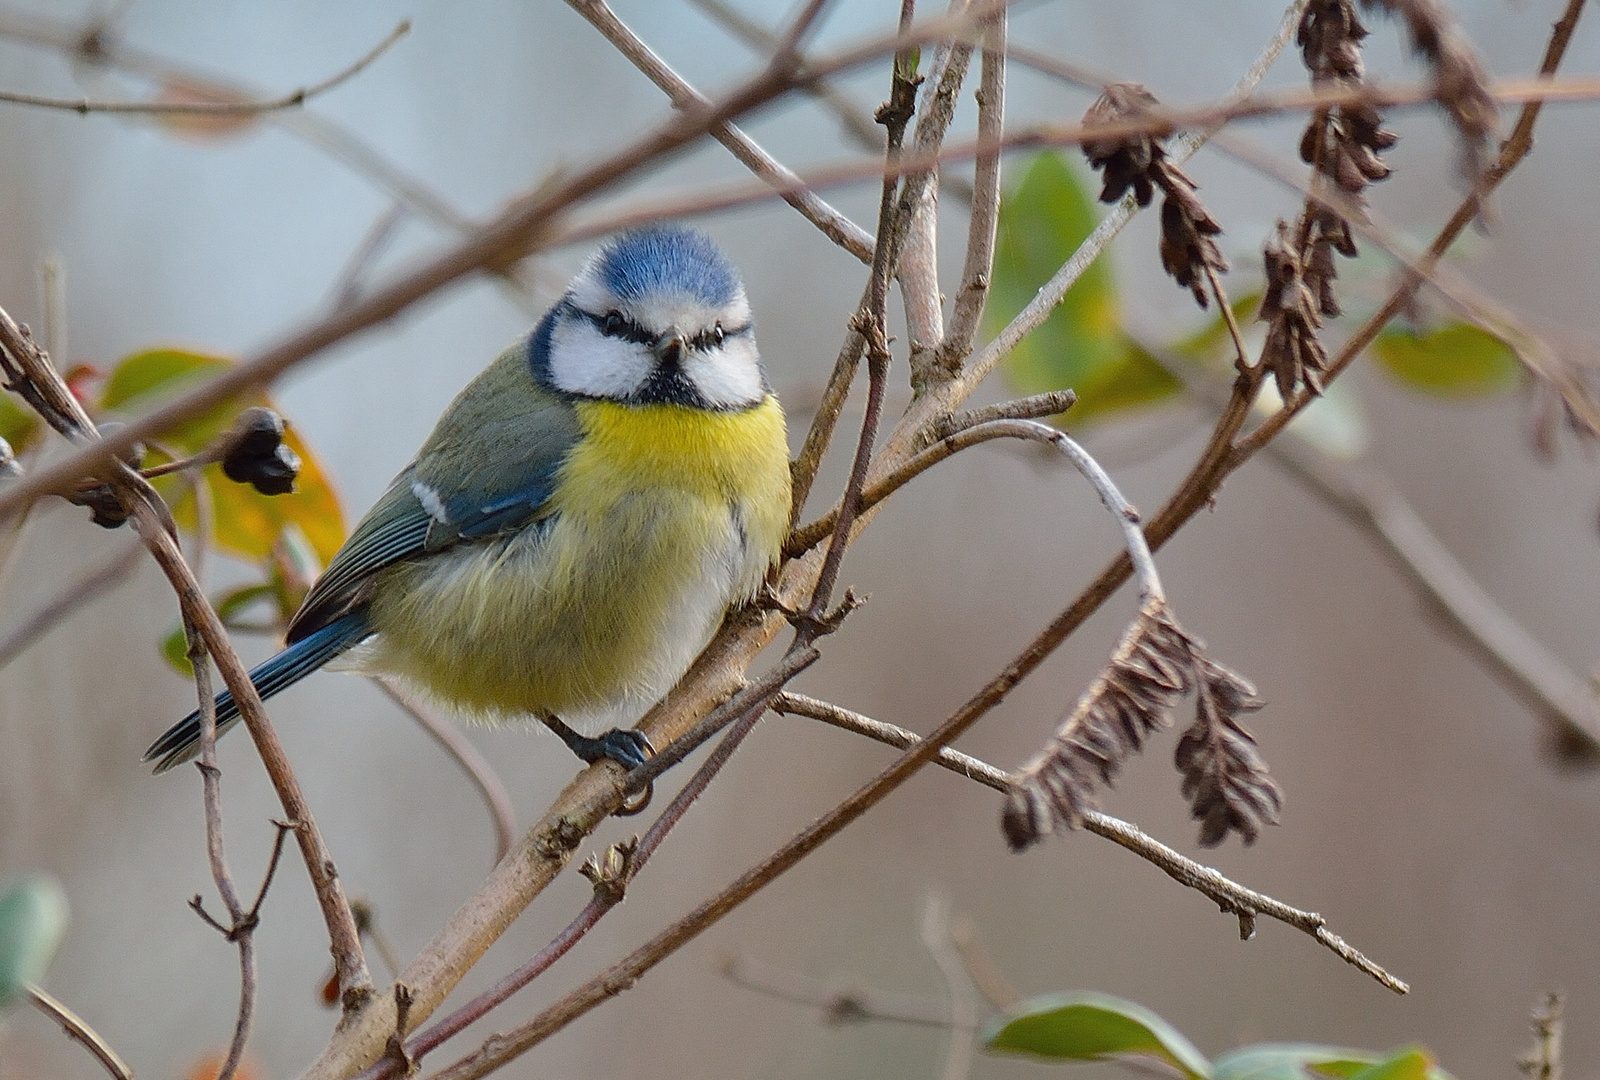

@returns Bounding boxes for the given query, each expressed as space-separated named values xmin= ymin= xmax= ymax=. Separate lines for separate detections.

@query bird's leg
xmin=541 ymin=714 xmax=655 ymax=769
xmin=542 ymin=715 xmax=655 ymax=816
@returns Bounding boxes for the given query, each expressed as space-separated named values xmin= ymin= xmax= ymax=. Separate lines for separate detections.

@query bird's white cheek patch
xmin=688 ymin=337 xmax=765 ymax=409
xmin=548 ymin=317 xmax=652 ymax=400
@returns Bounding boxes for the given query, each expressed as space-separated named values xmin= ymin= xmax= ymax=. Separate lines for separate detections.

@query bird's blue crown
xmin=594 ymin=225 xmax=742 ymax=307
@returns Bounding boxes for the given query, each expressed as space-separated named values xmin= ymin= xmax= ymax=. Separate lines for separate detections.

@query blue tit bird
xmin=144 ymin=224 xmax=792 ymax=780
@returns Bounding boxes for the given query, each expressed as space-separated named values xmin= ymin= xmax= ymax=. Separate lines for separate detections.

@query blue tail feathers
xmin=143 ymin=610 xmax=373 ymax=773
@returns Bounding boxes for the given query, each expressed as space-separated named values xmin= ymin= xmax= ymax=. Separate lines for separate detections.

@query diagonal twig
xmin=565 ymin=0 xmax=873 ymax=262
xmin=0 ymin=541 xmax=141 ymax=670
xmin=27 ymin=986 xmax=135 ymax=1080
xmin=771 ymin=691 xmax=1407 ymax=993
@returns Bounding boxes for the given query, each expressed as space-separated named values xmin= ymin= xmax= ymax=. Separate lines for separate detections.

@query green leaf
xmin=1215 ymin=1044 xmax=1396 ymax=1080
xmin=989 ymin=152 xmax=1179 ymax=423
xmin=0 ymin=874 xmax=69 ymax=1009
xmin=101 ymin=348 xmax=237 ymax=451
xmin=163 ymin=625 xmax=195 ymax=677
xmin=0 ymin=392 xmax=40 ymax=456
xmin=1370 ymin=323 xmax=1520 ymax=396
xmin=1215 ymin=1044 xmax=1453 ymax=1080
xmin=102 ymin=348 xmax=347 ymax=565
xmin=216 ymin=583 xmax=278 ymax=625
xmin=1347 ymin=1048 xmax=1436 ymax=1080
xmin=983 ymin=991 xmax=1212 ymax=1079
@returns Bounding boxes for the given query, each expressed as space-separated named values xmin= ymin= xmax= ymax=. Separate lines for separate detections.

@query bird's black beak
xmin=654 ymin=328 xmax=687 ymax=369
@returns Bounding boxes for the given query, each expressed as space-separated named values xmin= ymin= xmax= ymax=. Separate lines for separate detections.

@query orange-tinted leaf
xmin=103 ymin=349 xmax=346 ymax=564
xmin=205 ymin=426 xmax=343 ymax=564
xmin=183 ymin=1050 xmax=265 ymax=1080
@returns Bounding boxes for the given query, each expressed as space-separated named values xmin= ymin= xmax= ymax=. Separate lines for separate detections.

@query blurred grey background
xmin=1 ymin=1 xmax=1598 ymax=1077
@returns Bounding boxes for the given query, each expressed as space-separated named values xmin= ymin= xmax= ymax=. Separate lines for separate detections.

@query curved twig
xmin=0 ymin=21 xmax=408 ymax=115
xmin=372 ymin=679 xmax=517 ymax=865
xmin=27 ymin=986 xmax=135 ymax=1080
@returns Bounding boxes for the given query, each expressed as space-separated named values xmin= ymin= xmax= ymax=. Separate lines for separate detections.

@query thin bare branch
xmin=1080 ymin=811 xmax=1406 ymax=992
xmin=27 ymin=986 xmax=135 ymax=1080
xmin=0 ymin=20 xmax=408 ymax=115
xmin=789 ymin=329 xmax=867 ymax=521
xmin=190 ymin=623 xmax=255 ymax=1080
xmin=771 ymin=692 xmax=1406 ymax=994
xmin=0 ymin=306 xmax=371 ymax=1007
xmin=922 ymin=894 xmax=977 ymax=1080
xmin=373 ymin=679 xmax=517 ymax=865
xmin=0 ymin=540 xmax=140 ymax=670
xmin=931 ymin=389 xmax=1077 ymax=440
xmin=565 ymin=0 xmax=874 ymax=262
xmin=722 ymin=953 xmax=959 ymax=1028
xmin=939 ymin=10 xmax=1006 ymax=369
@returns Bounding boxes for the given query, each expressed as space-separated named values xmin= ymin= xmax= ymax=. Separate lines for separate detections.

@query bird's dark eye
xmin=602 ymin=310 xmax=626 ymax=334
xmin=712 ymin=321 xmax=725 ymax=344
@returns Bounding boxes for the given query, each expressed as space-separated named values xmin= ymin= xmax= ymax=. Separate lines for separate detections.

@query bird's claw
xmin=545 ymin=717 xmax=656 ymax=816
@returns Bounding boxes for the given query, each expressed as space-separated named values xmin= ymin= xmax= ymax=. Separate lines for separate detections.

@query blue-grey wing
xmin=286 ymin=346 xmax=581 ymax=643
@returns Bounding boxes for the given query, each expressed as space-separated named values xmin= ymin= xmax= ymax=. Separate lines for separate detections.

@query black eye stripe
xmin=581 ymin=308 xmax=655 ymax=346
xmin=577 ymin=308 xmax=751 ymax=353
xmin=689 ymin=322 xmax=751 ymax=352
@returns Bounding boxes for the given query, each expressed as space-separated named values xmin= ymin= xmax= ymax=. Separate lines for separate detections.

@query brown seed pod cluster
xmin=1082 ymin=83 xmax=1227 ymax=309
xmin=1259 ymin=222 xmax=1331 ymax=399
xmin=1177 ymin=657 xmax=1281 ymax=847
xmin=1002 ymin=601 xmax=1281 ymax=851
xmin=1296 ymin=0 xmax=1399 ymax=320
xmin=1362 ymin=0 xmax=1497 ymax=182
